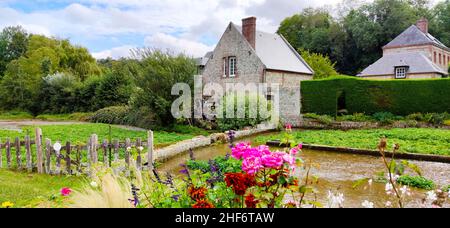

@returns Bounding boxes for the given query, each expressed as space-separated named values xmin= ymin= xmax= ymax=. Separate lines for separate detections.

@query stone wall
xmin=361 ymin=72 xmax=444 ymax=80
xmin=202 ymin=23 xmax=265 ymax=91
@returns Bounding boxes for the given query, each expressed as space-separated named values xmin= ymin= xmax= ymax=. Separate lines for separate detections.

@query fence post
xmin=147 ymin=131 xmax=154 ymax=171
xmin=15 ymin=137 xmax=22 ymax=170
xmin=91 ymin=134 xmax=98 ymax=164
xmin=87 ymin=137 xmax=91 ymax=172
xmin=6 ymin=138 xmax=11 ymax=168
xmin=125 ymin=138 xmax=131 ymax=168
xmin=35 ymin=128 xmax=44 ymax=174
xmin=0 ymin=138 xmax=3 ymax=168
xmin=66 ymin=142 xmax=71 ymax=175
xmin=76 ymin=145 xmax=82 ymax=173
xmin=136 ymin=138 xmax=142 ymax=170
xmin=113 ymin=140 xmax=119 ymax=162
xmin=25 ymin=135 xmax=32 ymax=172
xmin=45 ymin=139 xmax=52 ymax=174
xmin=102 ymin=139 xmax=108 ymax=166
xmin=55 ymin=142 xmax=61 ymax=175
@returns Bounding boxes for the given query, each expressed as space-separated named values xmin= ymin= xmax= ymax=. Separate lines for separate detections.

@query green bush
xmin=89 ymin=106 xmax=130 ymax=125
xmin=337 ymin=113 xmax=373 ymax=122
xmin=301 ymin=77 xmax=450 ymax=116
xmin=397 ymin=175 xmax=435 ymax=190
xmin=0 ymin=111 xmax=34 ymax=120
xmin=372 ymin=112 xmax=399 ymax=125
xmin=303 ymin=113 xmax=334 ymax=125
xmin=217 ymin=93 xmax=271 ymax=131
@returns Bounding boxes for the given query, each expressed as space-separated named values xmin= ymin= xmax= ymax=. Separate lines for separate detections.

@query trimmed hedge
xmin=301 ymin=76 xmax=450 ymax=116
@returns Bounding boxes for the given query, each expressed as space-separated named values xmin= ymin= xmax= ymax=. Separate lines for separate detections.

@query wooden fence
xmin=0 ymin=128 xmax=154 ymax=175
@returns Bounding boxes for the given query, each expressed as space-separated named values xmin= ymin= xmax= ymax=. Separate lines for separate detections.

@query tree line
xmin=0 ymin=26 xmax=195 ymax=128
xmin=278 ymin=0 xmax=450 ymax=75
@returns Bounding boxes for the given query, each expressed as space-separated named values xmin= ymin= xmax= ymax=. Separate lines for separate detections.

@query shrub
xmin=397 ymin=175 xmax=435 ymax=190
xmin=303 ymin=113 xmax=334 ymax=125
xmin=372 ymin=112 xmax=398 ymax=125
xmin=301 ymin=77 xmax=450 ymax=116
xmin=337 ymin=113 xmax=373 ymax=122
xmin=299 ymin=49 xmax=338 ymax=80
xmin=89 ymin=106 xmax=130 ymax=125
xmin=217 ymin=93 xmax=271 ymax=131
xmin=0 ymin=110 xmax=34 ymax=120
xmin=425 ymin=113 xmax=448 ymax=125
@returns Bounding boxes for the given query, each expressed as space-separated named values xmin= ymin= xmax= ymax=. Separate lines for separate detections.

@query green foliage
xmin=130 ymin=49 xmax=196 ymax=126
xmin=217 ymin=93 xmax=271 ymax=131
xmin=301 ymin=77 xmax=450 ymax=116
xmin=0 ymin=26 xmax=29 ymax=78
xmin=0 ymin=111 xmax=34 ymax=120
xmin=89 ymin=106 xmax=131 ymax=125
xmin=336 ymin=113 xmax=373 ymax=122
xmin=187 ymin=156 xmax=242 ymax=174
xmin=372 ymin=112 xmax=399 ymax=125
xmin=94 ymin=72 xmax=133 ymax=110
xmin=303 ymin=113 xmax=334 ymax=125
xmin=299 ymin=49 xmax=338 ymax=79
xmin=397 ymin=175 xmax=435 ymax=190
xmin=35 ymin=113 xmax=93 ymax=121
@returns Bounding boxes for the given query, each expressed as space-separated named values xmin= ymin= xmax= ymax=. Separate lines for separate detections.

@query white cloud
xmin=92 ymin=45 xmax=134 ymax=59
xmin=144 ymin=33 xmax=214 ymax=57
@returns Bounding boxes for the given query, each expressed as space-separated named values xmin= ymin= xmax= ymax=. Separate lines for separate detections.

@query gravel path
xmin=0 ymin=120 xmax=146 ymax=132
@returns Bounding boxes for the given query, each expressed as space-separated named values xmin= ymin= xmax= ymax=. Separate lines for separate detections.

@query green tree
xmin=430 ymin=0 xmax=450 ymax=46
xmin=300 ymin=49 xmax=338 ymax=79
xmin=130 ymin=49 xmax=196 ymax=126
xmin=0 ymin=26 xmax=29 ymax=78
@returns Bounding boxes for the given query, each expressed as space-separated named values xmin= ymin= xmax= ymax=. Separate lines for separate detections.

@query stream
xmin=160 ymin=132 xmax=450 ymax=208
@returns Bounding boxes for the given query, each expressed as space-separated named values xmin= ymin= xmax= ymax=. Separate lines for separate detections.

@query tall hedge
xmin=301 ymin=76 xmax=450 ymax=116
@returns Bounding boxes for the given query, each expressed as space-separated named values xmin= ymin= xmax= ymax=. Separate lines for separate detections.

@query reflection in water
xmin=159 ymin=134 xmax=450 ymax=208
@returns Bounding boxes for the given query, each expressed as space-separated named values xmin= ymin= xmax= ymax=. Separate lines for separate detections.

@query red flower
xmin=188 ymin=186 xmax=207 ymax=201
xmin=225 ymin=173 xmax=256 ymax=196
xmin=245 ymin=194 xmax=259 ymax=208
xmin=193 ymin=200 xmax=215 ymax=208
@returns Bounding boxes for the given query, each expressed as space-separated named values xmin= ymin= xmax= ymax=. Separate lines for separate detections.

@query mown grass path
xmin=255 ymin=128 xmax=450 ymax=156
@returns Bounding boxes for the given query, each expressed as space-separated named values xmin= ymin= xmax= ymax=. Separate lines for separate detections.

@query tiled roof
xmin=358 ymin=52 xmax=448 ymax=76
xmin=234 ymin=24 xmax=313 ymax=74
xmin=383 ymin=25 xmax=449 ymax=51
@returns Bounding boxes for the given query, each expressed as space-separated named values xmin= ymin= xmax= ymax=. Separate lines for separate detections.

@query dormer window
xmin=395 ymin=67 xmax=407 ymax=79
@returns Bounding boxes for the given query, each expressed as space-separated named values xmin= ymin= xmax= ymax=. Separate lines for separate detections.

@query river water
xmin=160 ymin=132 xmax=450 ymax=208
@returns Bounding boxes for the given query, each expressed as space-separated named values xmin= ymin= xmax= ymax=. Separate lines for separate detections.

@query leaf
xmin=299 ymin=185 xmax=313 ymax=194
xmin=352 ymin=178 xmax=369 ymax=189
xmin=401 ymin=160 xmax=423 ymax=176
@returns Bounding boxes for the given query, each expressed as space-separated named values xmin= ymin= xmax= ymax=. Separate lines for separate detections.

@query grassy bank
xmin=254 ymin=128 xmax=450 ymax=156
xmin=0 ymin=123 xmax=209 ymax=146
xmin=0 ymin=169 xmax=84 ymax=208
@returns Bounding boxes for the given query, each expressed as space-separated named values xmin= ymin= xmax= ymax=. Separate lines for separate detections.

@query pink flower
xmin=289 ymin=144 xmax=302 ymax=156
xmin=261 ymin=152 xmax=284 ymax=169
xmin=231 ymin=142 xmax=251 ymax=160
xmin=61 ymin=187 xmax=72 ymax=196
xmin=242 ymin=156 xmax=263 ymax=175
xmin=285 ymin=124 xmax=292 ymax=132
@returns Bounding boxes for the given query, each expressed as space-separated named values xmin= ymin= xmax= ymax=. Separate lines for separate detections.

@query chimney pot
xmin=242 ymin=17 xmax=257 ymax=50
xmin=416 ymin=18 xmax=428 ymax=34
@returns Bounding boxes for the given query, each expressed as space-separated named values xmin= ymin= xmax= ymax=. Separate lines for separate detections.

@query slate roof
xmin=358 ymin=52 xmax=448 ymax=76
xmin=195 ymin=51 xmax=213 ymax=66
xmin=234 ymin=24 xmax=313 ymax=74
xmin=383 ymin=25 xmax=450 ymax=51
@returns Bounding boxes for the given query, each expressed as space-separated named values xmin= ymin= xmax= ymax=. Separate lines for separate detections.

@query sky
xmin=0 ymin=0 xmax=439 ymax=59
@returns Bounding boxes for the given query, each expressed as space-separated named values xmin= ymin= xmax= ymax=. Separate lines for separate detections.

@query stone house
xmin=197 ymin=17 xmax=314 ymax=124
xmin=359 ymin=18 xmax=449 ymax=79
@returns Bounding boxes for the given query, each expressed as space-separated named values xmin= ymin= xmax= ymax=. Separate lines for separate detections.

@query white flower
xmin=138 ymin=146 xmax=144 ymax=151
xmin=90 ymin=181 xmax=99 ymax=188
xmin=393 ymin=175 xmax=400 ymax=181
xmin=385 ymin=183 xmax=394 ymax=195
xmin=327 ymin=191 xmax=345 ymax=208
xmin=362 ymin=200 xmax=374 ymax=208
xmin=126 ymin=147 xmax=132 ymax=152
xmin=385 ymin=201 xmax=392 ymax=207
xmin=426 ymin=191 xmax=437 ymax=202
xmin=368 ymin=179 xmax=373 ymax=186
xmin=400 ymin=186 xmax=411 ymax=196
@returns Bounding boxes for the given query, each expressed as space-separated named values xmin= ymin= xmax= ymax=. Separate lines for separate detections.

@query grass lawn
xmin=0 ymin=169 xmax=84 ymax=208
xmin=255 ymin=128 xmax=450 ymax=156
xmin=0 ymin=123 xmax=209 ymax=147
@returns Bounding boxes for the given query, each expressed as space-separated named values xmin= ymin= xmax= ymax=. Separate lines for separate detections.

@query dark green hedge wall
xmin=301 ymin=76 xmax=450 ymax=116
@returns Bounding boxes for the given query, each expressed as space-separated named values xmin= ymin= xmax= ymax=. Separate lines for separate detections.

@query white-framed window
xmin=229 ymin=57 xmax=236 ymax=77
xmin=223 ymin=57 xmax=227 ymax=77
xmin=395 ymin=67 xmax=407 ymax=79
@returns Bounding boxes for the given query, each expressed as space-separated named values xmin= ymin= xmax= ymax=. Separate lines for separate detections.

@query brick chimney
xmin=416 ymin=18 xmax=428 ymax=34
xmin=242 ymin=17 xmax=257 ymax=49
